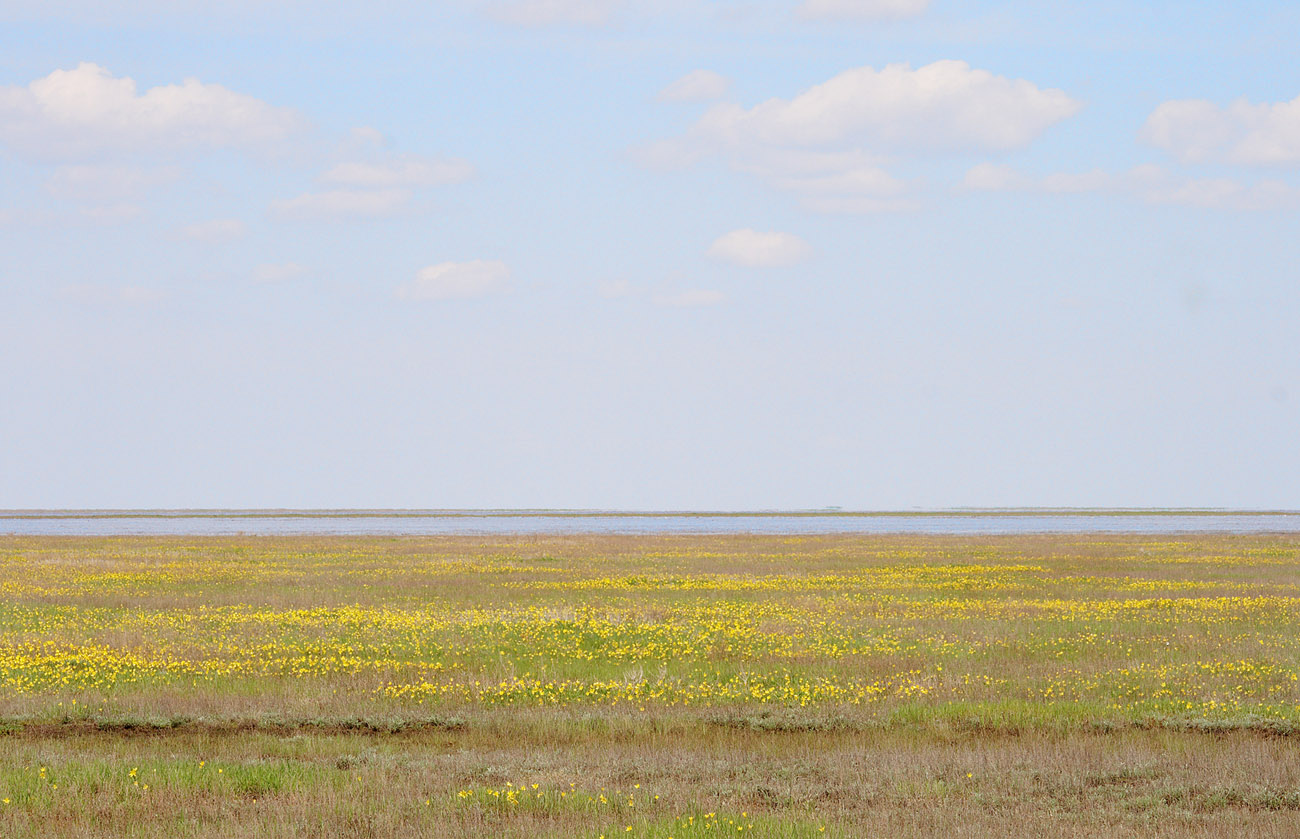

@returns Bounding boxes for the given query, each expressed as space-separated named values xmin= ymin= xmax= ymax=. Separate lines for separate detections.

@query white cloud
xmin=657 ymin=70 xmax=731 ymax=103
xmin=271 ymin=188 xmax=410 ymax=219
xmin=653 ymin=289 xmax=726 ymax=307
xmin=1142 ymin=95 xmax=1300 ymax=166
xmin=485 ymin=0 xmax=710 ymax=28
xmin=1040 ymin=170 xmax=1116 ymax=194
xmin=0 ymin=63 xmax=300 ymax=161
xmin=960 ymin=162 xmax=1032 ymax=191
xmin=772 ymin=165 xmax=915 ymax=213
xmin=732 ymin=149 xmax=918 ymax=213
xmin=708 ymin=228 xmax=811 ymax=267
xmin=253 ymin=262 xmax=307 ymax=283
xmin=348 ymin=125 xmax=386 ymax=147
xmin=961 ymin=163 xmax=1115 ymax=194
xmin=320 ymin=156 xmax=475 ymax=188
xmin=797 ymin=0 xmax=930 ymax=21
xmin=78 ymin=203 xmax=144 ymax=224
xmin=488 ymin=0 xmax=619 ymax=26
xmin=178 ymin=217 xmax=247 ymax=243
xmin=596 ymin=278 xmax=637 ymax=298
xmin=961 ymin=162 xmax=1298 ymax=211
xmin=45 ymin=164 xmax=180 ymax=201
xmin=1129 ymin=165 xmax=1299 ymax=211
xmin=693 ymin=61 xmax=1080 ymax=153
xmin=629 ymin=137 xmax=709 ymax=171
xmin=645 ymin=61 xmax=1079 ymax=212
xmin=58 ymin=283 xmax=163 ymax=304
xmin=278 ymin=153 xmax=471 ymax=218
xmin=396 ymin=260 xmax=511 ymax=301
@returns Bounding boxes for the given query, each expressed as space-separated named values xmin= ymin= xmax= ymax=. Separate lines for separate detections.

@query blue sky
xmin=2 ymin=0 xmax=1298 ymax=509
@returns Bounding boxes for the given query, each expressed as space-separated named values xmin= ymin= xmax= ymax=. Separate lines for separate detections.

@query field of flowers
xmin=1 ymin=533 xmax=1298 ymax=837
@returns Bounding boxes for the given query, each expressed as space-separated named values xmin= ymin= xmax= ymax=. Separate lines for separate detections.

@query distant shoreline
xmin=2 ymin=508 xmax=1299 ymax=520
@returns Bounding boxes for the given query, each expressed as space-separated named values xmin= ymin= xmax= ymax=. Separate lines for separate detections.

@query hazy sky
xmin=2 ymin=1 xmax=1298 ymax=509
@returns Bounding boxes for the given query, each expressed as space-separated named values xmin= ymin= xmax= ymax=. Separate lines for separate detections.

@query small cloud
xmin=271 ymin=188 xmax=410 ymax=219
xmin=396 ymin=260 xmax=510 ymax=301
xmin=962 ymin=163 xmax=1116 ymax=194
xmin=708 ymin=228 xmax=811 ymax=267
xmin=1130 ymin=165 xmax=1299 ymax=211
xmin=797 ymin=0 xmax=931 ymax=21
xmin=596 ymin=278 xmax=637 ymax=298
xmin=59 ymin=283 xmax=164 ymax=304
xmin=78 ymin=203 xmax=143 ymax=224
xmin=629 ymin=137 xmax=709 ymax=171
xmin=1141 ymin=94 xmax=1300 ymax=166
xmin=961 ymin=162 xmax=1296 ymax=211
xmin=1040 ymin=169 xmax=1115 ymax=193
xmin=350 ymin=125 xmax=386 ymax=147
xmin=178 ymin=218 xmax=247 ymax=244
xmin=723 ymin=148 xmax=917 ymax=213
xmin=653 ymin=288 xmax=726 ymax=307
xmin=45 ymin=164 xmax=180 ymax=201
xmin=252 ymin=262 xmax=307 ymax=283
xmin=960 ymin=162 xmax=1032 ymax=192
xmin=770 ymin=166 xmax=915 ymax=213
xmin=657 ymin=70 xmax=731 ymax=103
xmin=320 ymin=156 xmax=475 ymax=188
xmin=488 ymin=0 xmax=618 ymax=26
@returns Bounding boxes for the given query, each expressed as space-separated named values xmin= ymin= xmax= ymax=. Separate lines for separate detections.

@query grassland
xmin=1 ymin=533 xmax=1298 ymax=837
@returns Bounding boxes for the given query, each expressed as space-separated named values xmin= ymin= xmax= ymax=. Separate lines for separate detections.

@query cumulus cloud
xmin=271 ymin=188 xmax=410 ymax=219
xmin=1142 ymin=95 xmax=1300 ymax=166
xmin=657 ymin=70 xmax=731 ymax=103
xmin=320 ymin=156 xmax=475 ymax=187
xmin=488 ymin=0 xmax=619 ymax=26
xmin=177 ymin=218 xmax=247 ymax=243
xmin=653 ymin=288 xmax=726 ymax=307
xmin=708 ymin=229 xmax=811 ymax=267
xmin=45 ymin=164 xmax=180 ymax=201
xmin=0 ymin=63 xmax=300 ymax=161
xmin=694 ymin=61 xmax=1080 ymax=153
xmin=252 ymin=262 xmax=307 ymax=283
xmin=396 ymin=260 xmax=511 ymax=301
xmin=643 ymin=61 xmax=1079 ymax=212
xmin=797 ymin=0 xmax=930 ymax=21
xmin=961 ymin=162 xmax=1298 ymax=211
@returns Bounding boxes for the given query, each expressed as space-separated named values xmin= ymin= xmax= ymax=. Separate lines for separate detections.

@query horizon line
xmin=3 ymin=508 xmax=1300 ymax=519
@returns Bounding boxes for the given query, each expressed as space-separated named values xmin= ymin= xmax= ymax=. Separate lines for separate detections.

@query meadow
xmin=1 ymin=533 xmax=1298 ymax=837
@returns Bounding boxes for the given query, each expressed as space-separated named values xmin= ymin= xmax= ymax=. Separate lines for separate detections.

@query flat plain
xmin=1 ymin=533 xmax=1298 ymax=837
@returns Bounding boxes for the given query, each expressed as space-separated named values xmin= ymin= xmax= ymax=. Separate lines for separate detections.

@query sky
xmin=1 ymin=0 xmax=1298 ymax=510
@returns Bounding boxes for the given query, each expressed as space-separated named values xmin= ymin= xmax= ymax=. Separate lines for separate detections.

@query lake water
xmin=3 ymin=512 xmax=1300 ymax=536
